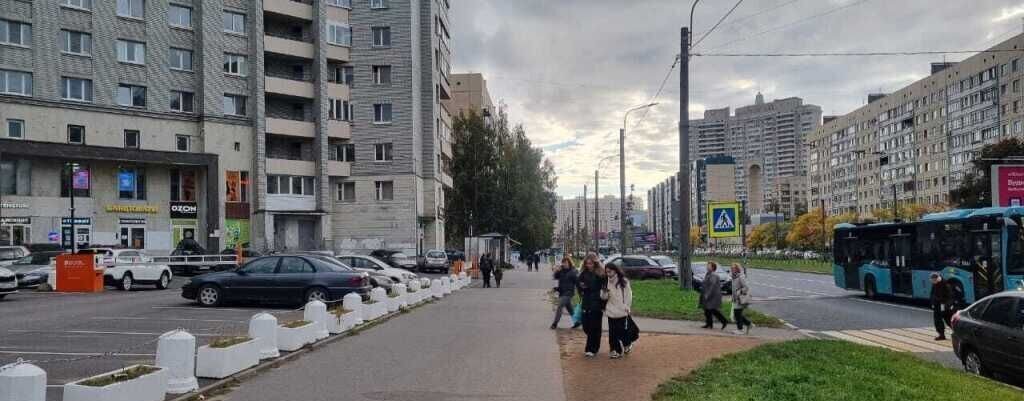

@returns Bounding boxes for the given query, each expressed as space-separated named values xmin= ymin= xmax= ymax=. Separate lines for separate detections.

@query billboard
xmin=707 ymin=201 xmax=741 ymax=238
xmin=991 ymin=165 xmax=1024 ymax=207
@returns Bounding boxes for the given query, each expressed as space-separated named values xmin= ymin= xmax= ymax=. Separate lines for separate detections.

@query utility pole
xmin=594 ymin=170 xmax=599 ymax=249
xmin=583 ymin=185 xmax=589 ymax=251
xmin=678 ymin=26 xmax=693 ymax=290
xmin=619 ymin=127 xmax=626 ymax=254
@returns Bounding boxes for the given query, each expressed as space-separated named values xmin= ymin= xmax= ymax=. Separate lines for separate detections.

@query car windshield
xmin=691 ymin=263 xmax=708 ymax=276
xmin=652 ymin=256 xmax=674 ymax=266
xmin=310 ymin=256 xmax=352 ymax=272
xmin=427 ymin=251 xmax=446 ymax=258
xmin=391 ymin=253 xmax=409 ymax=260
xmin=12 ymin=255 xmax=34 ymax=265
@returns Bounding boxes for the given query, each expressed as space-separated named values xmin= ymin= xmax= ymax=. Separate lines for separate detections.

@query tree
xmin=785 ymin=208 xmax=858 ymax=251
xmin=748 ymin=224 xmax=784 ymax=250
xmin=870 ymin=202 xmax=949 ymax=222
xmin=689 ymin=227 xmax=704 ymax=248
xmin=951 ymin=138 xmax=1024 ymax=208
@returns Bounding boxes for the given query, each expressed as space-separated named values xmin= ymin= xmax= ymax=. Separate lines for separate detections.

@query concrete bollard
xmin=441 ymin=277 xmax=452 ymax=295
xmin=343 ymin=292 xmax=364 ymax=325
xmin=0 ymin=360 xmax=46 ymax=401
xmin=155 ymin=329 xmax=199 ymax=394
xmin=431 ymin=279 xmax=444 ymax=299
xmin=458 ymin=272 xmax=468 ymax=287
xmin=249 ymin=313 xmax=280 ymax=359
xmin=370 ymin=287 xmax=388 ymax=319
xmin=303 ymin=300 xmax=330 ymax=340
xmin=394 ymin=283 xmax=408 ymax=308
xmin=449 ymin=274 xmax=460 ymax=290
xmin=408 ymin=280 xmax=421 ymax=304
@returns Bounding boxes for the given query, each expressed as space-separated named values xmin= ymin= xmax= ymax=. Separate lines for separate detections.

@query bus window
xmin=916 ymin=223 xmax=940 ymax=271
xmin=1009 ymin=223 xmax=1024 ymax=275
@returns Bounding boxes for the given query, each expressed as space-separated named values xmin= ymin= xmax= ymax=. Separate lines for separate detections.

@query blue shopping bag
xmin=572 ymin=303 xmax=582 ymax=325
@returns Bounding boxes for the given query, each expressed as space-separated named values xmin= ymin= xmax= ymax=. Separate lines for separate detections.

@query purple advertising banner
xmin=72 ymin=169 xmax=90 ymax=190
xmin=991 ymin=165 xmax=1024 ymax=207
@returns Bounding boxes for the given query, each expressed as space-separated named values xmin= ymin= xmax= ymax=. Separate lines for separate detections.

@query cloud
xmin=993 ymin=5 xmax=1024 ymax=22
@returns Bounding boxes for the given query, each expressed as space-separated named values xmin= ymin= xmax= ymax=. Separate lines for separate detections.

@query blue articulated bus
xmin=833 ymin=207 xmax=1024 ymax=304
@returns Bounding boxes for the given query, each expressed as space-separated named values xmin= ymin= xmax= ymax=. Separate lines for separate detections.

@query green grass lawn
xmin=653 ymin=340 xmax=1024 ymax=401
xmin=631 ymin=280 xmax=783 ymax=328
xmin=691 ymin=255 xmax=832 ymax=275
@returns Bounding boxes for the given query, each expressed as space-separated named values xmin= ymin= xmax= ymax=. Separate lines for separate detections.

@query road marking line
xmin=753 ymin=282 xmax=833 ymax=296
xmin=882 ymin=328 xmax=952 ymax=345
xmin=152 ymin=306 xmax=267 ymax=312
xmin=851 ymin=298 xmax=931 ymax=312
xmin=838 ymin=330 xmax=932 ymax=353
xmin=0 ymin=350 xmax=154 ymax=357
xmin=820 ymin=330 xmax=895 ymax=350
xmin=91 ymin=316 xmax=245 ymax=323
xmin=6 ymin=329 xmax=222 ymax=337
xmin=862 ymin=329 xmax=951 ymax=352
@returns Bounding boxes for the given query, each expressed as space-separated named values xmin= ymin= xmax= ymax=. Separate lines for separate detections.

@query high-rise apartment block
xmin=446 ymin=72 xmax=492 ymax=118
xmin=0 ymin=0 xmax=452 ymax=256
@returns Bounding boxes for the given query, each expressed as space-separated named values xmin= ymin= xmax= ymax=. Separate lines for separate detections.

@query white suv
xmin=84 ymin=248 xmax=173 ymax=291
xmin=0 ymin=246 xmax=30 ymax=267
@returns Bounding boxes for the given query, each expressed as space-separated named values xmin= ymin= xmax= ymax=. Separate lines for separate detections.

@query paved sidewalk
xmin=224 ymin=269 xmax=566 ymax=401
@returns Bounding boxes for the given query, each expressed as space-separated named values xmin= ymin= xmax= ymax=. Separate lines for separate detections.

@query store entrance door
xmin=120 ymin=227 xmax=146 ymax=249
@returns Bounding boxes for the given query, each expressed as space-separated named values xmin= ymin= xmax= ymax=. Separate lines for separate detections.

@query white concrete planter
xmin=342 ymin=293 xmax=364 ymax=325
xmin=0 ymin=361 xmax=46 ymax=401
xmin=63 ymin=365 xmax=168 ymax=401
xmin=276 ymin=322 xmax=315 ymax=352
xmin=366 ymin=301 xmax=386 ymax=320
xmin=386 ymin=296 xmax=400 ymax=312
xmin=340 ymin=310 xmax=359 ymax=331
xmin=195 ymin=339 xmax=259 ymax=379
xmin=248 ymin=312 xmax=280 ymax=360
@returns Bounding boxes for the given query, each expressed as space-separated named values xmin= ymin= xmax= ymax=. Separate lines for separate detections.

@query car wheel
xmin=963 ymin=349 xmax=991 ymax=377
xmin=864 ymin=277 xmax=877 ymax=299
xmin=305 ymin=287 xmax=329 ymax=303
xmin=156 ymin=272 xmax=170 ymax=290
xmin=198 ymin=284 xmax=222 ymax=307
xmin=120 ymin=273 xmax=133 ymax=291
xmin=0 ymin=294 xmax=6 ymax=300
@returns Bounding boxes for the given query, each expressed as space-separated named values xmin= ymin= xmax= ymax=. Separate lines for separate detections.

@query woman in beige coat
xmin=604 ymin=263 xmax=634 ymax=359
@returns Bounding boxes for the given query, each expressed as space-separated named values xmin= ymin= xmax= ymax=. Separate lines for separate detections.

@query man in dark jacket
xmin=930 ymin=273 xmax=953 ymax=340
xmin=551 ymin=260 xmax=579 ymax=329
xmin=480 ymin=253 xmax=494 ymax=288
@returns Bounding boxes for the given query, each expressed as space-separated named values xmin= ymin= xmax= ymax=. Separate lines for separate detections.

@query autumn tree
xmin=870 ymin=202 xmax=949 ymax=222
xmin=747 ymin=223 xmax=790 ymax=250
xmin=785 ymin=208 xmax=858 ymax=250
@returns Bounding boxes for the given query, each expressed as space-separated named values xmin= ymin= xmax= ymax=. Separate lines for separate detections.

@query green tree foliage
xmin=445 ymin=109 xmax=558 ymax=254
xmin=951 ymin=137 xmax=1024 ymax=208
xmin=747 ymin=223 xmax=790 ymax=250
xmin=785 ymin=208 xmax=858 ymax=251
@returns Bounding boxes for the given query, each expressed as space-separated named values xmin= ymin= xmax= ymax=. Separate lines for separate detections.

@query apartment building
xmin=0 ymin=0 xmax=453 ymax=255
xmin=807 ymin=33 xmax=1024 ymax=216
xmin=689 ymin=155 xmax=737 ymax=229
xmin=689 ymin=93 xmax=822 ymax=218
xmin=554 ymin=195 xmax=621 ymax=243
xmin=445 ymin=72 xmax=493 ymax=118
xmin=647 ymin=174 xmax=679 ymax=250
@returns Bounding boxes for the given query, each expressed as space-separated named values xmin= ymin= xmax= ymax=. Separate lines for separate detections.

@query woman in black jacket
xmin=577 ymin=252 xmax=607 ymax=357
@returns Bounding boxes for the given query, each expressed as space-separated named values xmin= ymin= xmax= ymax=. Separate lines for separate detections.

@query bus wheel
xmin=864 ymin=277 xmax=877 ymax=299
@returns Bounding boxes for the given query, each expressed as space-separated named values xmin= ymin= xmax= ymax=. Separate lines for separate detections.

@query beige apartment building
xmin=446 ymin=72 xmax=493 ymax=118
xmin=808 ymin=33 xmax=1024 ymax=216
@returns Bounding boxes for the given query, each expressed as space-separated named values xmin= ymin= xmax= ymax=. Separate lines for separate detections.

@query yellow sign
xmin=707 ymin=201 xmax=741 ymax=238
xmin=105 ymin=204 xmax=159 ymax=214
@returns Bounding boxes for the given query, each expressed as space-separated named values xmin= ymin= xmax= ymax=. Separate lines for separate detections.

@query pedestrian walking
xmin=577 ymin=252 xmax=607 ymax=357
xmin=699 ymin=261 xmax=729 ymax=330
xmin=494 ymin=260 xmax=504 ymax=288
xmin=730 ymin=263 xmax=753 ymax=335
xmin=480 ymin=253 xmax=494 ymax=288
xmin=551 ymin=257 xmax=579 ymax=329
xmin=604 ymin=263 xmax=634 ymax=359
xmin=930 ymin=273 xmax=954 ymax=340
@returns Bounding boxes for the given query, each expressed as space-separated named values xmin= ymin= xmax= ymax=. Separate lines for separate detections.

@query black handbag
xmin=625 ymin=315 xmax=640 ymax=343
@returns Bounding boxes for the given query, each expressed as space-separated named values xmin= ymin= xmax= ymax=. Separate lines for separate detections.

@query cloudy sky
xmin=448 ymin=0 xmax=1024 ymax=204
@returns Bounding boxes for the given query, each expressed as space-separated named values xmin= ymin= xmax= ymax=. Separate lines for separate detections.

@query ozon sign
xmin=170 ymin=201 xmax=199 ymax=219
xmin=991 ymin=165 xmax=1024 ymax=207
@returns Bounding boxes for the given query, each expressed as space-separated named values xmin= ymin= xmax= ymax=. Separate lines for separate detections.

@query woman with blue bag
xmin=551 ymin=257 xmax=580 ymax=329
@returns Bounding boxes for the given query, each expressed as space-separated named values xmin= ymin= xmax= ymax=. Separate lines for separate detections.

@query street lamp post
xmin=619 ymin=103 xmax=658 ymax=254
xmin=595 ymin=155 xmax=616 ymax=251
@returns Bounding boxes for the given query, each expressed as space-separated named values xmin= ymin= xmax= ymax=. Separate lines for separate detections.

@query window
xmin=338 ymin=182 xmax=355 ymax=202
xmin=62 ymin=0 xmax=92 ymax=10
xmin=175 ymin=135 xmax=190 ymax=152
xmin=60 ymin=30 xmax=91 ymax=55
xmin=169 ymin=169 xmax=196 ymax=201
xmin=374 ymin=143 xmax=393 ymax=161
xmin=223 ymin=53 xmax=247 ymax=76
xmin=331 ymin=143 xmax=355 ymax=162
xmin=267 ymin=175 xmax=315 ymax=196
xmin=375 ymin=181 xmax=393 ymax=201
xmin=332 ymin=65 xmax=354 ymax=84
xmin=223 ymin=11 xmax=246 ymax=35
xmin=6 ymin=119 xmax=23 ymax=139
xmin=979 ymin=296 xmax=1016 ymax=327
xmin=326 ymin=0 xmax=352 ymax=8
xmin=370 ymin=0 xmax=388 ymax=9
xmin=279 ymin=257 xmax=314 ymax=274
xmin=0 ymin=69 xmax=31 ymax=96
xmin=124 ymin=130 xmax=140 ymax=149
xmin=117 ymin=0 xmax=144 ymax=18
xmin=373 ymin=103 xmax=392 ymax=123
xmin=226 ymin=171 xmax=249 ymax=202
xmin=116 ymin=84 xmax=146 ymax=107
xmin=61 ymin=77 xmax=93 ymax=102
xmin=170 ymin=90 xmax=194 ymax=113
xmin=168 ymin=5 xmax=192 ymax=28
xmin=0 ymin=159 xmax=30 ymax=196
xmin=241 ymin=257 xmax=278 ymax=274
xmin=67 ymin=125 xmax=85 ymax=144
xmin=60 ymin=165 xmax=89 ymax=198
xmin=169 ymin=48 xmax=192 ymax=71
xmin=327 ymin=22 xmax=352 ymax=46
xmin=223 ymin=94 xmax=246 ymax=116
xmin=371 ymin=27 xmax=391 ymax=47
xmin=116 ymin=40 xmax=146 ymax=64
xmin=329 ymin=99 xmax=353 ymax=121
xmin=0 ymin=19 xmax=32 ymax=47
xmin=372 ymin=65 xmax=391 ymax=84
xmin=117 ymin=168 xmax=146 ymax=200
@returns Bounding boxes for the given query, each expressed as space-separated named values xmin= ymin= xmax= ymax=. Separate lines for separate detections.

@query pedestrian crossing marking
xmin=880 ymin=328 xmax=952 ymax=347
xmin=816 ymin=327 xmax=953 ymax=353
xmin=714 ymin=210 xmax=735 ymax=230
xmin=837 ymin=330 xmax=932 ymax=353
xmin=862 ymin=329 xmax=950 ymax=352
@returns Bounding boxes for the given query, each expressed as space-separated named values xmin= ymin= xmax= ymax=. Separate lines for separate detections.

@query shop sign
xmin=73 ymin=169 xmax=90 ymax=190
xmin=118 ymin=171 xmax=135 ymax=192
xmin=48 ymin=232 xmax=60 ymax=242
xmin=992 ymin=165 xmax=1024 ymax=207
xmin=0 ymin=217 xmax=31 ymax=225
xmin=105 ymin=204 xmax=158 ymax=214
xmin=61 ymin=217 xmax=92 ymax=225
xmin=0 ymin=201 xmax=28 ymax=209
xmin=169 ymin=201 xmax=199 ymax=219
xmin=118 ymin=217 xmax=147 ymax=225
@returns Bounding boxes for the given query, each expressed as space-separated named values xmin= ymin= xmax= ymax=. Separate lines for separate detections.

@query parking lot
xmin=0 ymin=272 xmax=448 ymax=401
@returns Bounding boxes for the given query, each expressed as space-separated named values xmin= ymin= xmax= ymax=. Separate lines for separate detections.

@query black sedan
xmin=952 ymin=291 xmax=1024 ymax=380
xmin=691 ymin=262 xmax=733 ymax=294
xmin=181 ymin=255 xmax=371 ymax=307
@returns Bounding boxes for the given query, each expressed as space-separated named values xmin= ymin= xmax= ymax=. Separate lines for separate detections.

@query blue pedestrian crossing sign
xmin=708 ymin=202 xmax=741 ymax=238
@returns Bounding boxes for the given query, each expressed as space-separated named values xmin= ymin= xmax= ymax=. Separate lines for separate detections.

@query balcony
xmin=264 ymin=35 xmax=314 ymax=59
xmin=327 ymin=160 xmax=351 ymax=177
xmin=438 ymin=75 xmax=451 ymax=100
xmin=264 ymin=0 xmax=312 ymax=20
xmin=327 ymin=82 xmax=350 ymax=99
xmin=327 ymin=45 xmax=350 ymax=62
xmin=440 ymin=170 xmax=453 ymax=188
xmin=441 ymin=138 xmax=453 ymax=157
xmin=267 ymin=118 xmax=315 ymax=138
xmin=327 ymin=120 xmax=351 ymax=139
xmin=265 ymin=76 xmax=314 ymax=99
xmin=267 ymin=158 xmax=316 ymax=176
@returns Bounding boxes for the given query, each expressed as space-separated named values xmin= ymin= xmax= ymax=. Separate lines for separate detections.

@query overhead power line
xmin=691 ymin=0 xmax=801 ymax=39
xmin=693 ymin=49 xmax=1024 ymax=57
xmin=691 ymin=0 xmax=745 ymax=50
xmin=704 ymin=0 xmax=872 ymax=51
xmin=631 ymin=57 xmax=679 ymax=130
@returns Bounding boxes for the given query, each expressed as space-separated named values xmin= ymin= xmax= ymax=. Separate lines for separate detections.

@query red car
xmin=603 ymin=255 xmax=666 ymax=279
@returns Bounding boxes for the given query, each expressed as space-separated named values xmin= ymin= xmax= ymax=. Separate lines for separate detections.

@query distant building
xmin=446 ymin=73 xmax=494 ymax=119
xmin=690 ymin=156 xmax=738 ymax=229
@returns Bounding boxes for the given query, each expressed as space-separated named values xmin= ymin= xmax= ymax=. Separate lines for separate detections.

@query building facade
xmin=446 ymin=72 xmax=492 ymax=118
xmin=647 ymin=174 xmax=679 ymax=250
xmin=689 ymin=155 xmax=738 ymax=229
xmin=554 ymin=195 xmax=621 ymax=247
xmin=807 ymin=33 xmax=1024 ymax=217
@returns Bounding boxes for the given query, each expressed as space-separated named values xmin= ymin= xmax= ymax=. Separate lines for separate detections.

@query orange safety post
xmin=236 ymin=242 xmax=244 ymax=266
xmin=56 ymin=253 xmax=104 ymax=292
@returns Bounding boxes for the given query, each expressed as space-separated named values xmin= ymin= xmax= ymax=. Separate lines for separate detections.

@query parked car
xmin=80 ymin=248 xmax=173 ymax=291
xmin=690 ymin=262 xmax=733 ymax=294
xmin=336 ymin=254 xmax=417 ymax=284
xmin=369 ymin=250 xmax=418 ymax=270
xmin=181 ymin=255 xmax=371 ymax=307
xmin=445 ymin=249 xmax=465 ymax=262
xmin=421 ymin=249 xmax=450 ymax=273
xmin=952 ymin=291 xmax=1024 ymax=379
xmin=306 ymin=255 xmax=393 ymax=291
xmin=25 ymin=243 xmax=63 ymax=253
xmin=0 ymin=266 xmax=16 ymax=299
xmin=603 ymin=255 xmax=666 ymax=280
xmin=0 ymin=246 xmax=30 ymax=267
xmin=649 ymin=255 xmax=678 ymax=278
xmin=7 ymin=251 xmax=64 ymax=288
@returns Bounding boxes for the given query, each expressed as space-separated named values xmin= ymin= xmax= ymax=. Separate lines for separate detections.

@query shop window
xmin=118 ymin=167 xmax=146 ymax=200
xmin=226 ymin=171 xmax=250 ymax=203
xmin=60 ymin=164 xmax=89 ymax=197
xmin=170 ymin=169 xmax=196 ymax=201
xmin=0 ymin=159 xmax=30 ymax=196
